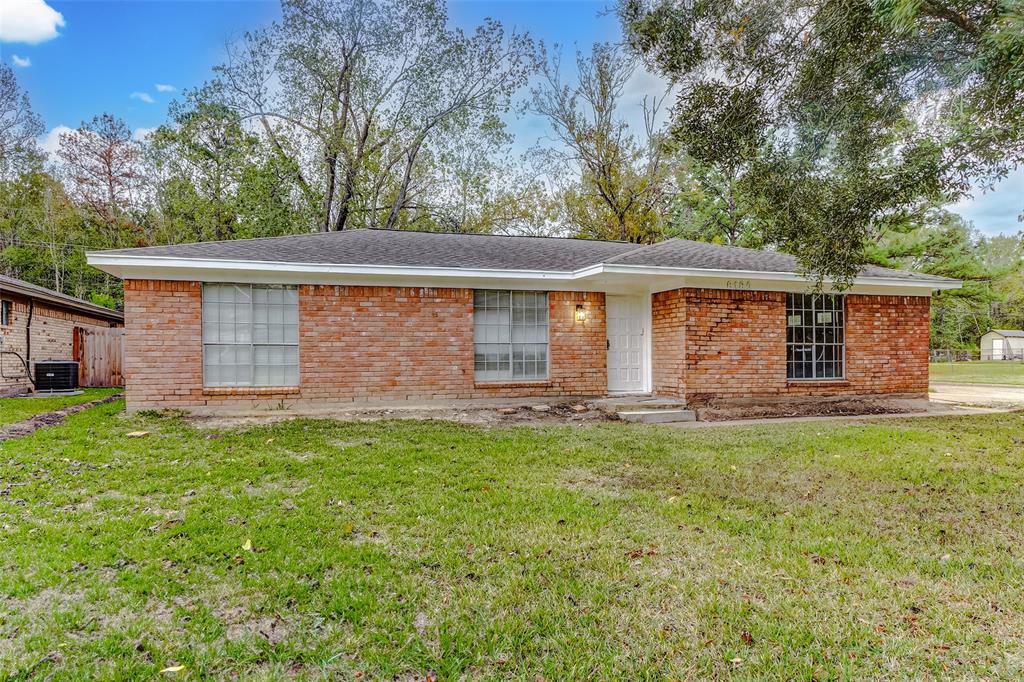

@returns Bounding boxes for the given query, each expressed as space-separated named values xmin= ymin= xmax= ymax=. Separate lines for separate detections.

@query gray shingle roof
xmin=605 ymin=238 xmax=951 ymax=282
xmin=92 ymin=229 xmax=955 ymax=283
xmin=97 ymin=229 xmax=639 ymax=272
xmin=992 ymin=329 xmax=1024 ymax=338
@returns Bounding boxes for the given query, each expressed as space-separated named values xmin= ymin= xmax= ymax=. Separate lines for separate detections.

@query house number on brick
xmin=725 ymin=279 xmax=752 ymax=290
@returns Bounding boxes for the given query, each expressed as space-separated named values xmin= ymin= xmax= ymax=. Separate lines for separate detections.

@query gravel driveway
xmin=930 ymin=382 xmax=1024 ymax=408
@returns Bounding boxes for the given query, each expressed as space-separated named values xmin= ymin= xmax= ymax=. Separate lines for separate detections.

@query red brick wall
xmin=122 ymin=281 xmax=606 ymax=411
xmin=0 ymin=293 xmax=120 ymax=395
xmin=651 ymin=290 xmax=686 ymax=397
xmin=123 ymin=280 xmax=204 ymax=408
xmin=840 ymin=294 xmax=931 ymax=395
xmin=650 ymin=288 xmax=930 ymax=404
xmin=123 ymin=279 xmax=930 ymax=411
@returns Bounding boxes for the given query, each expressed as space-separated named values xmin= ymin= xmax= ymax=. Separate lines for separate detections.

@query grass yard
xmin=930 ymin=360 xmax=1024 ymax=385
xmin=0 ymin=388 xmax=121 ymax=428
xmin=2 ymin=402 xmax=1024 ymax=680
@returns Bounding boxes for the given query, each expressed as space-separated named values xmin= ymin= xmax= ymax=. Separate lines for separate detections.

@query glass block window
xmin=474 ymin=290 xmax=548 ymax=381
xmin=786 ymin=293 xmax=845 ymax=380
xmin=202 ymin=284 xmax=299 ymax=387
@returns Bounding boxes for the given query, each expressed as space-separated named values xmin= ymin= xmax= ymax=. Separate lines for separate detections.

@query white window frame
xmin=202 ymin=283 xmax=300 ymax=387
xmin=786 ymin=293 xmax=846 ymax=381
xmin=473 ymin=290 xmax=550 ymax=382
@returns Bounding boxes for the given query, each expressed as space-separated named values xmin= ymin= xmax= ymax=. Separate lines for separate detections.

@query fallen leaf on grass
xmin=242 ymin=538 xmax=253 ymax=552
xmin=148 ymin=518 xmax=183 ymax=533
xmin=160 ymin=664 xmax=185 ymax=673
xmin=625 ymin=547 xmax=658 ymax=559
xmin=126 ymin=431 xmax=150 ymax=438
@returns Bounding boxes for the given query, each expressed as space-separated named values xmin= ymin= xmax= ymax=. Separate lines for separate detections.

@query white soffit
xmin=85 ymin=253 xmax=961 ymax=294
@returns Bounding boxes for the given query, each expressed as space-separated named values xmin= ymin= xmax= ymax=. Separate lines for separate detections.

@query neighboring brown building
xmin=86 ymin=230 xmax=958 ymax=414
xmin=0 ymin=275 xmax=124 ymax=395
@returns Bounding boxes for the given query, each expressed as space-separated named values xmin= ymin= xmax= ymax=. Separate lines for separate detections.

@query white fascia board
xmin=593 ymin=263 xmax=961 ymax=291
xmin=85 ymin=254 xmax=578 ymax=281
xmin=86 ymin=253 xmax=961 ymax=292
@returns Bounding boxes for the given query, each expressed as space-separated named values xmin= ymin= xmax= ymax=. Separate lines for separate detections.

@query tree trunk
xmin=322 ymin=152 xmax=339 ymax=232
xmin=384 ymin=143 xmax=421 ymax=231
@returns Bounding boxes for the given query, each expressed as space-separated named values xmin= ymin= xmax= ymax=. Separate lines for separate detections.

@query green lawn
xmin=930 ymin=360 xmax=1024 ymax=385
xmin=2 ymin=402 xmax=1024 ymax=679
xmin=0 ymin=387 xmax=121 ymax=427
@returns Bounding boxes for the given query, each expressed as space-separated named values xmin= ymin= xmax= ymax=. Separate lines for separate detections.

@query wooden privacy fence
xmin=73 ymin=327 xmax=125 ymax=387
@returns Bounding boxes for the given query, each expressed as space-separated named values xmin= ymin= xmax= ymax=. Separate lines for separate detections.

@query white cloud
xmin=132 ymin=127 xmax=157 ymax=141
xmin=39 ymin=125 xmax=72 ymax=157
xmin=11 ymin=55 xmax=31 ymax=68
xmin=154 ymin=84 xmax=176 ymax=93
xmin=130 ymin=91 xmax=155 ymax=104
xmin=0 ymin=0 xmax=65 ymax=44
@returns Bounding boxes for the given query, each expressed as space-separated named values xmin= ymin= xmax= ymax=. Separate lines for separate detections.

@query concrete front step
xmin=595 ymin=396 xmax=688 ymax=413
xmin=617 ymin=409 xmax=696 ymax=424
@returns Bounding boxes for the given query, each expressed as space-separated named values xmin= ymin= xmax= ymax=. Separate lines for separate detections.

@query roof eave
xmin=0 ymin=280 xmax=124 ymax=322
xmin=85 ymin=253 xmax=961 ymax=291
xmin=592 ymin=263 xmax=962 ymax=290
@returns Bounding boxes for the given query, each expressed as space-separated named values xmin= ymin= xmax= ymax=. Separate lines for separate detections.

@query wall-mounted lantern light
xmin=575 ymin=304 xmax=586 ymax=322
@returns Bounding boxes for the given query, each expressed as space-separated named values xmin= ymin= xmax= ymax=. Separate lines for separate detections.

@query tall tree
xmin=619 ymin=0 xmax=1024 ymax=283
xmin=209 ymin=0 xmax=535 ymax=233
xmin=530 ymin=43 xmax=672 ymax=242
xmin=149 ymin=100 xmax=258 ymax=242
xmin=0 ymin=63 xmax=43 ymax=178
xmin=667 ymin=158 xmax=761 ymax=247
xmin=57 ymin=114 xmax=143 ymax=240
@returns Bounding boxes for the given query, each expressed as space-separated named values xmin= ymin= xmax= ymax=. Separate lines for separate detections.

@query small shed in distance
xmin=980 ymin=329 xmax=1024 ymax=360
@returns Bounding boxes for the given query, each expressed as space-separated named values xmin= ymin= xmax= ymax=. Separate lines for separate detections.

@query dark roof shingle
xmin=605 ymin=238 xmax=950 ymax=282
xmin=92 ymin=229 xmax=956 ymax=283
xmin=96 ymin=229 xmax=639 ymax=272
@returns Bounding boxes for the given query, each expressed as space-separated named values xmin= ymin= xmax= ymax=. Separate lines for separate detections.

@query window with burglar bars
xmin=202 ymin=284 xmax=299 ymax=387
xmin=473 ymin=290 xmax=549 ymax=381
xmin=786 ymin=293 xmax=845 ymax=380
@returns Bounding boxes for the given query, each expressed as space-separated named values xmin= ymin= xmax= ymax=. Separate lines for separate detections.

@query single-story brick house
xmin=0 ymin=274 xmax=125 ymax=395
xmin=86 ymin=229 xmax=959 ymax=413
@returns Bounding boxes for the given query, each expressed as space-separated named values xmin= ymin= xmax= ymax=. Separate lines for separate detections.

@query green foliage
xmin=88 ymin=292 xmax=117 ymax=309
xmin=619 ymin=0 xmax=1024 ymax=284
xmin=668 ymin=159 xmax=762 ymax=247
xmin=868 ymin=210 xmax=1024 ymax=348
xmin=531 ymin=43 xmax=674 ymax=242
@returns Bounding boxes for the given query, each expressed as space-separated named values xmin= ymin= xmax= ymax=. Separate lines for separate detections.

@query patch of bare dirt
xmin=693 ymin=397 xmax=924 ymax=422
xmin=189 ymin=401 xmax=615 ymax=429
xmin=0 ymin=393 xmax=123 ymax=441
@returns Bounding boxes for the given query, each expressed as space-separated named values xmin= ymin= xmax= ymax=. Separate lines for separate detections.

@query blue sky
xmin=1 ymin=0 xmax=1020 ymax=236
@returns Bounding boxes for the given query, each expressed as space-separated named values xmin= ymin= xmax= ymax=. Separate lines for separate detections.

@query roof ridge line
xmin=602 ymin=238 xmax=677 ymax=264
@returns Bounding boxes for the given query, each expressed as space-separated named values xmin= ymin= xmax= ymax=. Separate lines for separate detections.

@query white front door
xmin=993 ymin=338 xmax=1005 ymax=360
xmin=607 ymin=295 xmax=646 ymax=392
